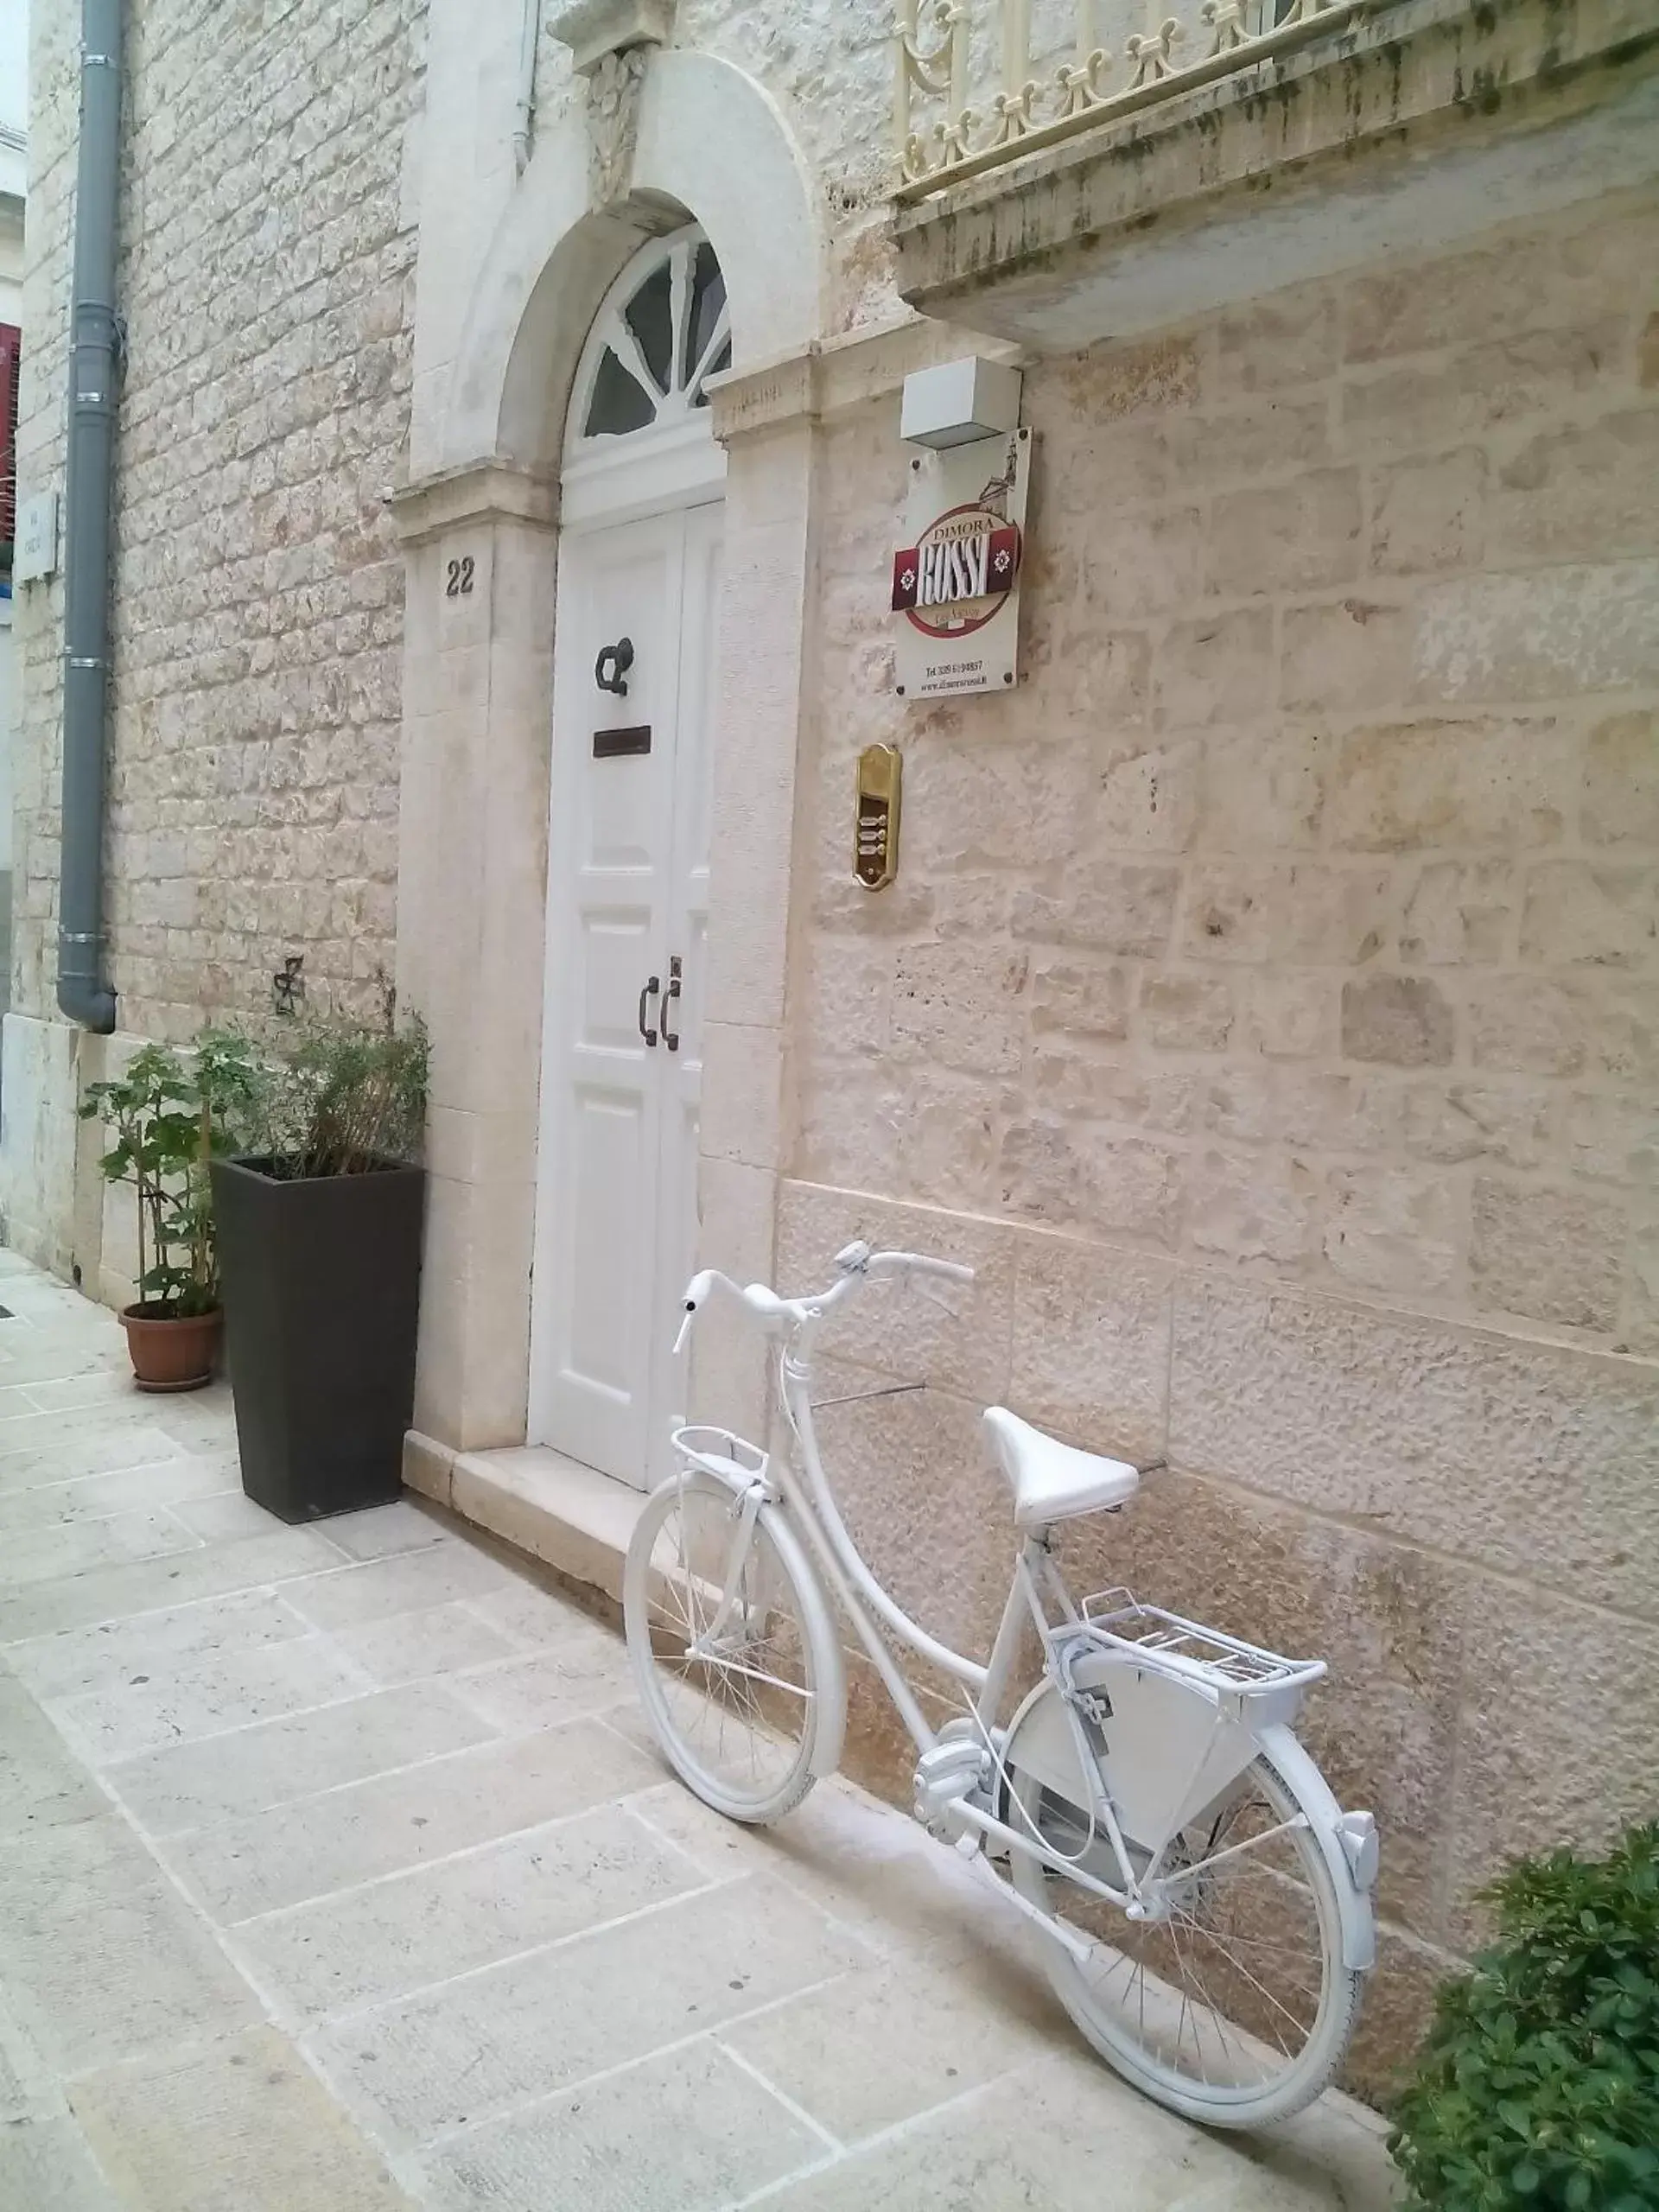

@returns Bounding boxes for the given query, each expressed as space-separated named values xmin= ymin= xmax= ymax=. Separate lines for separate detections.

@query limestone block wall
xmin=10 ymin=0 xmax=79 ymax=1049
xmin=783 ymin=186 xmax=1659 ymax=2094
xmin=13 ymin=0 xmax=425 ymax=1045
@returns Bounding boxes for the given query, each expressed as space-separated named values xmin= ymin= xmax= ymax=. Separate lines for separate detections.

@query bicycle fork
xmin=683 ymin=1478 xmax=772 ymax=1660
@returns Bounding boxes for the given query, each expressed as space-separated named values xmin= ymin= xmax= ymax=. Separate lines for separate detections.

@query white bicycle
xmin=622 ymin=1242 xmax=1379 ymax=2128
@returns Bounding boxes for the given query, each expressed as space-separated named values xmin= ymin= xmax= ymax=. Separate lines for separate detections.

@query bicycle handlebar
xmin=673 ymin=1246 xmax=975 ymax=1353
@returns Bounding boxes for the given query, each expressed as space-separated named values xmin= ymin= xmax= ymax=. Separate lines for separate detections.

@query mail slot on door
xmin=593 ymin=726 xmax=652 ymax=758
xmin=855 ymin=744 xmax=902 ymax=891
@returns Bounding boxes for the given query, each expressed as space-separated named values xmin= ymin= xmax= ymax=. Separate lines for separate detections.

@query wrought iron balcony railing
xmin=893 ymin=0 xmax=1385 ymax=199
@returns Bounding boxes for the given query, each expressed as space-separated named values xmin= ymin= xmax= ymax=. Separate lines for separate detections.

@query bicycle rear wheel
xmin=1004 ymin=1719 xmax=1361 ymax=2126
xmin=624 ymin=1467 xmax=842 ymax=1824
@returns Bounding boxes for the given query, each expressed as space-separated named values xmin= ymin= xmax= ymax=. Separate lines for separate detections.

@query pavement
xmin=0 ymin=1247 xmax=1401 ymax=2210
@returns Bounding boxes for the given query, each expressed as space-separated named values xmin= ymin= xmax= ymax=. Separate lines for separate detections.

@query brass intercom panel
xmin=855 ymin=744 xmax=902 ymax=890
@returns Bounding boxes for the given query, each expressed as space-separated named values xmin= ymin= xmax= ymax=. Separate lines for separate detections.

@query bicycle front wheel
xmin=624 ymin=1467 xmax=842 ymax=1824
xmin=1004 ymin=1725 xmax=1361 ymax=2127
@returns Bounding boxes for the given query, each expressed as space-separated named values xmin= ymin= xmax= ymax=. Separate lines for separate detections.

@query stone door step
xmin=404 ymin=1433 xmax=647 ymax=1607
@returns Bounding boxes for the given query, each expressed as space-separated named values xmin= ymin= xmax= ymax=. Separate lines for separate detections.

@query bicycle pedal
xmin=912 ymin=1740 xmax=990 ymax=1834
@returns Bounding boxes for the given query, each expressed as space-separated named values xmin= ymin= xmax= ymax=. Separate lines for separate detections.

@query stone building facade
xmin=1 ymin=0 xmax=25 ymax=1020
xmin=4 ymin=0 xmax=421 ymax=1262
xmin=785 ymin=204 xmax=1659 ymax=2079
xmin=5 ymin=0 xmax=1657 ymax=2096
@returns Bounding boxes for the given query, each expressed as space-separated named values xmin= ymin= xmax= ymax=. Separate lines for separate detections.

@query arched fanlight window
xmin=569 ymin=226 xmax=732 ymax=451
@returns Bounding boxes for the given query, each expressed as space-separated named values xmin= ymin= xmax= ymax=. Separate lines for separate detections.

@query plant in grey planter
xmin=210 ymin=987 xmax=429 ymax=1522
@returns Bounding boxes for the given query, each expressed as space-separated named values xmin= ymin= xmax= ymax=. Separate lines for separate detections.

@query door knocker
xmin=595 ymin=638 xmax=634 ymax=696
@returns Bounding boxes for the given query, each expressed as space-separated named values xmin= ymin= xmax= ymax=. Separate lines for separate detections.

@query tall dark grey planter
xmin=210 ymin=1155 xmax=425 ymax=1523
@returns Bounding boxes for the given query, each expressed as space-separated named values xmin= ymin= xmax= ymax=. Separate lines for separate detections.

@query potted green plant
xmin=79 ymin=1035 xmax=253 ymax=1391
xmin=1389 ymin=1822 xmax=1659 ymax=2209
xmin=209 ymin=985 xmax=429 ymax=1523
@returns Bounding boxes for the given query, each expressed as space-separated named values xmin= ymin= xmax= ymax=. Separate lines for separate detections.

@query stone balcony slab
xmin=891 ymin=0 xmax=1659 ymax=350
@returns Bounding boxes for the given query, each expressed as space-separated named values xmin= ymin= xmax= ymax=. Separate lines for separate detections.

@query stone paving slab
xmin=423 ymin=2040 xmax=825 ymax=2212
xmin=310 ymin=1871 xmax=868 ymax=2145
xmin=106 ymin=1678 xmax=500 ymax=1835
xmin=324 ymin=1501 xmax=460 ymax=1562
xmin=51 ymin=1633 xmax=376 ymax=1764
xmin=0 ymin=1504 xmax=201 ymax=1590
xmin=327 ymin=1598 xmax=523 ymax=1685
xmin=23 ymin=1370 xmax=137 ymax=1415
xmin=0 ymin=1249 xmax=1400 ymax=2210
xmin=0 ymin=1999 xmax=40 ymax=2122
xmin=0 ymin=1454 xmax=234 ymax=1531
xmin=463 ymin=1572 xmax=626 ymax=1648
xmin=154 ymin=1717 xmax=665 ymax=1923
xmin=277 ymin=1541 xmax=521 ymax=1632
xmin=0 ymin=1522 xmax=348 ymax=1642
xmin=626 ymin=1768 xmax=1039 ymax=1972
xmin=0 ymin=2114 xmax=126 ymax=2211
xmin=0 ymin=1334 xmax=128 ymax=1389
xmin=169 ymin=1488 xmax=299 ymax=1542
xmin=440 ymin=1628 xmax=636 ymax=1733
xmin=0 ymin=1814 xmax=260 ymax=2072
xmin=0 ymin=1673 xmax=111 ymax=1839
xmin=7 ymin=1586 xmax=316 ymax=1702
xmin=68 ymin=2025 xmax=416 ymax=2212
xmin=0 ymin=1426 xmax=198 ymax=1491
xmin=0 ymin=1395 xmax=198 ymax=1462
xmin=721 ymin=1948 xmax=1061 ymax=2145
xmin=228 ymin=1802 xmax=706 ymax=2023
xmin=743 ymin=2051 xmax=1316 ymax=2212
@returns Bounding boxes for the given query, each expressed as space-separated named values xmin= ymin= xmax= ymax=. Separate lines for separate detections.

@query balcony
xmin=889 ymin=0 xmax=1659 ymax=348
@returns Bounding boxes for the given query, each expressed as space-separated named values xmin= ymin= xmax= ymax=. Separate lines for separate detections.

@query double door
xmin=528 ymin=501 xmax=722 ymax=1487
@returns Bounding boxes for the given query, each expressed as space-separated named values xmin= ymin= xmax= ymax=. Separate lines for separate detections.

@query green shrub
xmin=246 ymin=1002 xmax=428 ymax=1178
xmin=1389 ymin=1823 xmax=1659 ymax=2210
xmin=208 ymin=976 xmax=429 ymax=1179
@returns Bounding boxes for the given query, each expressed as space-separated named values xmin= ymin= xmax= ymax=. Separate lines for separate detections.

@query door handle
xmin=595 ymin=637 xmax=634 ymax=696
xmin=637 ymin=975 xmax=659 ymax=1047
xmin=662 ymin=957 xmax=681 ymax=1053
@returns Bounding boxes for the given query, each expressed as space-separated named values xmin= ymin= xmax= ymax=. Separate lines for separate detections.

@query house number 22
xmin=445 ymin=556 xmax=474 ymax=598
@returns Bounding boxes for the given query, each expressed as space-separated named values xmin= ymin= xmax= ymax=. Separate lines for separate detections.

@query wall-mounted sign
xmin=893 ymin=427 xmax=1029 ymax=700
xmin=15 ymin=493 xmax=59 ymax=584
xmin=854 ymin=743 xmax=902 ymax=889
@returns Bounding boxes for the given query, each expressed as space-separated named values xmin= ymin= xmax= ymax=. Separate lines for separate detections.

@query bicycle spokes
xmin=1007 ymin=1752 xmax=1351 ymax=2114
xmin=639 ymin=1478 xmax=817 ymax=1804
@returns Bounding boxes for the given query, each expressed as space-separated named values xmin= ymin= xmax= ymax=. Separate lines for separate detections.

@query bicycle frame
xmin=667 ymin=1250 xmax=1376 ymax=1982
xmin=650 ymin=1252 xmax=1382 ymax=2127
xmin=702 ymin=1318 xmax=1225 ymax=1927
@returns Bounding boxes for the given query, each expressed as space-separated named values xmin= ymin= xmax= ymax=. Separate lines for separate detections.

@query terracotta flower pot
xmin=120 ymin=1303 xmax=223 ymax=1394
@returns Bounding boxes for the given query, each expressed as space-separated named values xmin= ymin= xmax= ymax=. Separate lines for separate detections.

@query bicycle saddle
xmin=982 ymin=1407 xmax=1141 ymax=1531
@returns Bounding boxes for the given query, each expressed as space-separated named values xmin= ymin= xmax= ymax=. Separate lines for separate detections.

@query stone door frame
xmin=390 ymin=49 xmax=826 ymax=1467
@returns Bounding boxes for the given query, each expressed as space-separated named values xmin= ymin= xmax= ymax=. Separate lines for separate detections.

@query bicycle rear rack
xmin=1077 ymin=1587 xmax=1327 ymax=1704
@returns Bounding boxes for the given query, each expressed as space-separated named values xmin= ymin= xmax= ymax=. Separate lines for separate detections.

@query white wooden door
xmin=529 ymin=500 xmax=723 ymax=1485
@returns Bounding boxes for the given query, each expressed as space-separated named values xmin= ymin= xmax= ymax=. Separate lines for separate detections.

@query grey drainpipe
xmin=57 ymin=0 xmax=123 ymax=1033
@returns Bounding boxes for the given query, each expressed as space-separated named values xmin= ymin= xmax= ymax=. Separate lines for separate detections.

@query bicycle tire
xmin=1003 ymin=1707 xmax=1361 ymax=2127
xmin=624 ymin=1466 xmax=843 ymax=1824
